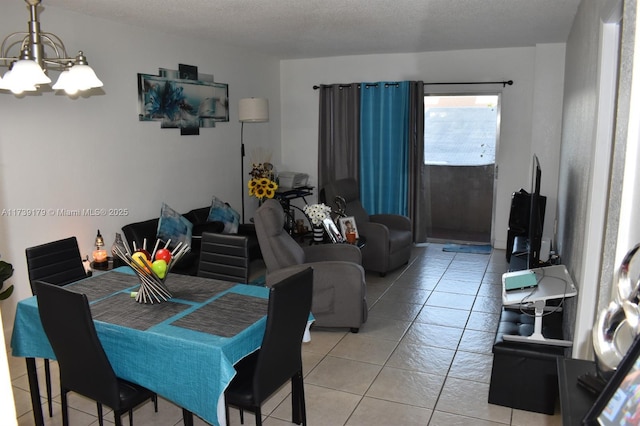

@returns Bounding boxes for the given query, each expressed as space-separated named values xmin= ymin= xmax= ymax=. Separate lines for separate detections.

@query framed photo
xmin=322 ymin=218 xmax=344 ymax=243
xmin=583 ymin=334 xmax=640 ymax=425
xmin=338 ymin=216 xmax=359 ymax=238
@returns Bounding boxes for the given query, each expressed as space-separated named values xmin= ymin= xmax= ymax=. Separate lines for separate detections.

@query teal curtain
xmin=359 ymin=81 xmax=410 ymax=215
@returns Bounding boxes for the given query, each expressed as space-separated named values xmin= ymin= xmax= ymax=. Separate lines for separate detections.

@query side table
xmin=90 ymin=256 xmax=118 ymax=272
xmin=557 ymin=357 xmax=598 ymax=425
xmin=307 ymin=235 xmax=366 ymax=249
xmin=275 ymin=186 xmax=314 ymax=234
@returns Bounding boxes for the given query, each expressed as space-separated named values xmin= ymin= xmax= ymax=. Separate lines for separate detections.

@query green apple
xmin=151 ymin=259 xmax=168 ymax=279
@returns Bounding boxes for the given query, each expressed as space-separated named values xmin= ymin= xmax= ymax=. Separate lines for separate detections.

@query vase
xmin=313 ymin=225 xmax=324 ymax=243
xmin=111 ymin=232 xmax=126 ymax=268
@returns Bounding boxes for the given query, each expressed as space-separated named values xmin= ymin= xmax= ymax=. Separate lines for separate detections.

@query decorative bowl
xmin=112 ymin=239 xmax=190 ymax=304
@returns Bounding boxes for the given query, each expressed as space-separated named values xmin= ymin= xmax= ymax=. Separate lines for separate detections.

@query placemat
xmin=171 ymin=293 xmax=268 ymax=337
xmin=66 ymin=271 xmax=140 ymax=302
xmin=164 ymin=274 xmax=236 ymax=303
xmin=90 ymin=292 xmax=190 ymax=330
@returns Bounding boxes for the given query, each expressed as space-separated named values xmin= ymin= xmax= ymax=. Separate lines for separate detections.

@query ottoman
xmin=488 ymin=307 xmax=566 ymax=414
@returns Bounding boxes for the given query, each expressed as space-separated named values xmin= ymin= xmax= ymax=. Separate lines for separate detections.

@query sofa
xmin=122 ymin=206 xmax=261 ymax=276
xmin=322 ymin=178 xmax=413 ymax=276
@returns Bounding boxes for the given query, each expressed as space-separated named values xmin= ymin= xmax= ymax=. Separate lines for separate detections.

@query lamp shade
xmin=52 ymin=69 xmax=78 ymax=95
xmin=67 ymin=64 xmax=103 ymax=90
xmin=10 ymin=59 xmax=51 ymax=86
xmin=239 ymin=98 xmax=269 ymax=123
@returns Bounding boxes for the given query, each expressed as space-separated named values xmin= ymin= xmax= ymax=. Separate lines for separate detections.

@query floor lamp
xmin=239 ymin=97 xmax=269 ymax=223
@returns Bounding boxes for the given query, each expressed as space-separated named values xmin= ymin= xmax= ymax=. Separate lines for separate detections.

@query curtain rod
xmin=312 ymin=80 xmax=513 ymax=90
xmin=424 ymin=80 xmax=513 ymax=87
xmin=312 ymin=82 xmax=400 ymax=90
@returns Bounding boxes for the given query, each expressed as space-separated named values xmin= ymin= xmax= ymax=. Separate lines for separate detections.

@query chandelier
xmin=0 ymin=0 xmax=103 ymax=95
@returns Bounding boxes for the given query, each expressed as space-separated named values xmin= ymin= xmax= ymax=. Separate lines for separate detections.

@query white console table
xmin=502 ymin=264 xmax=577 ymax=347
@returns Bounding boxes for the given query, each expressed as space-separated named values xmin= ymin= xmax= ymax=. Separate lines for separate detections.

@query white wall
xmin=0 ymin=2 xmax=281 ymax=338
xmin=0 ymin=306 xmax=17 ymax=426
xmin=280 ymin=45 xmax=565 ymax=247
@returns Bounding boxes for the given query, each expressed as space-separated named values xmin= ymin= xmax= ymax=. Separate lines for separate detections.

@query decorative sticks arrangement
xmin=112 ymin=238 xmax=190 ymax=304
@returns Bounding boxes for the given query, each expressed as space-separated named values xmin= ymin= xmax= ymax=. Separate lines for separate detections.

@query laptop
xmin=504 ymin=269 xmax=539 ymax=291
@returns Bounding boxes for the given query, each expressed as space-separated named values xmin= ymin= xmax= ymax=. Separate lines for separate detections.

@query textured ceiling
xmin=43 ymin=0 xmax=581 ymax=59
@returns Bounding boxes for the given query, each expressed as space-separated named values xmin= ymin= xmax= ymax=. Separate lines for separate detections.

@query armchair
xmin=254 ymin=199 xmax=367 ymax=331
xmin=322 ymin=178 xmax=413 ymax=276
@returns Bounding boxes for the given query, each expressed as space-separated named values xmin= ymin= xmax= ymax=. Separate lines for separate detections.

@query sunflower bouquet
xmin=248 ymin=162 xmax=278 ymax=200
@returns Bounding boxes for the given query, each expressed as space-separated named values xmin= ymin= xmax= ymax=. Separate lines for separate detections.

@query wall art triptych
xmin=138 ymin=64 xmax=229 ymax=135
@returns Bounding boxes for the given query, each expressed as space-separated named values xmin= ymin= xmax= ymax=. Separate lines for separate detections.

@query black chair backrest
xmin=26 ymin=237 xmax=87 ymax=294
xmin=34 ymin=281 xmax=121 ymax=409
xmin=198 ymin=232 xmax=250 ymax=283
xmin=253 ymin=267 xmax=313 ymax=402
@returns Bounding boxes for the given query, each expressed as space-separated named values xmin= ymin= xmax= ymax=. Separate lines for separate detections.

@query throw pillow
xmin=207 ymin=196 xmax=240 ymax=233
xmin=156 ymin=203 xmax=193 ymax=250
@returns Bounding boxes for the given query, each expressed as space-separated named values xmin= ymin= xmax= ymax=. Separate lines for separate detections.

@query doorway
xmin=423 ymin=94 xmax=500 ymax=243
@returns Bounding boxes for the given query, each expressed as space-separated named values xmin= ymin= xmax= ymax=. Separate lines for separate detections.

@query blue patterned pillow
xmin=207 ymin=196 xmax=240 ymax=233
xmin=156 ymin=203 xmax=193 ymax=249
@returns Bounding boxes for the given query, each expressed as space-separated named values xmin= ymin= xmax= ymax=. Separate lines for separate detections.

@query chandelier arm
xmin=0 ymin=33 xmax=73 ymax=71
xmin=0 ymin=32 xmax=29 ymax=59
xmin=42 ymin=58 xmax=76 ymax=70
xmin=39 ymin=33 xmax=69 ymax=61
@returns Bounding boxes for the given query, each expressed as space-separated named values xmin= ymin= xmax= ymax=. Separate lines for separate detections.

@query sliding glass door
xmin=423 ymin=94 xmax=500 ymax=243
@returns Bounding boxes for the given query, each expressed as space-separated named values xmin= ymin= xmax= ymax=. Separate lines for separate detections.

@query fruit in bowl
xmin=151 ymin=259 xmax=168 ymax=279
xmin=154 ymin=248 xmax=172 ymax=264
xmin=112 ymin=238 xmax=190 ymax=304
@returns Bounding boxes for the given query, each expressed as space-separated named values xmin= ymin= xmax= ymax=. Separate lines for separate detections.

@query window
xmin=423 ymin=95 xmax=499 ymax=166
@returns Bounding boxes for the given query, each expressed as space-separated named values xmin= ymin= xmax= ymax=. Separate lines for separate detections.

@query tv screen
xmin=527 ymin=155 xmax=546 ymax=269
xmin=583 ymin=334 xmax=640 ymax=425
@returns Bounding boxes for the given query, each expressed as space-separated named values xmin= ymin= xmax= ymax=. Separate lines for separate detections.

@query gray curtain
xmin=317 ymin=83 xmax=361 ymax=192
xmin=318 ymin=81 xmax=426 ymax=242
xmin=408 ymin=82 xmax=427 ymax=242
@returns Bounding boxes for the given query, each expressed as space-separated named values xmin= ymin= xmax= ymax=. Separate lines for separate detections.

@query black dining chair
xmin=34 ymin=280 xmax=158 ymax=426
xmin=25 ymin=236 xmax=89 ymax=417
xmin=198 ymin=232 xmax=251 ymax=283
xmin=224 ymin=267 xmax=313 ymax=426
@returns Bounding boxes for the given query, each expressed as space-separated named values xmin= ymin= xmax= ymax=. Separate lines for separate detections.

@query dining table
xmin=11 ymin=267 xmax=286 ymax=426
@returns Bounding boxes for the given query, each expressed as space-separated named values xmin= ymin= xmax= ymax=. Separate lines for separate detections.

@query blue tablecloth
xmin=11 ymin=267 xmax=270 ymax=426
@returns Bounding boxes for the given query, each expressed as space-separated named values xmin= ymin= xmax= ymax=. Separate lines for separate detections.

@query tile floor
xmin=8 ymin=243 xmax=563 ymax=425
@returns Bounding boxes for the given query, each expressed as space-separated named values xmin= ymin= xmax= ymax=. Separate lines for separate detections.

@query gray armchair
xmin=322 ymin=178 xmax=413 ymax=276
xmin=254 ymin=199 xmax=367 ymax=331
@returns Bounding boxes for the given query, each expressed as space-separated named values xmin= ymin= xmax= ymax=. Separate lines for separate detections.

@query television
xmin=527 ymin=154 xmax=546 ymax=269
xmin=583 ymin=334 xmax=640 ymax=425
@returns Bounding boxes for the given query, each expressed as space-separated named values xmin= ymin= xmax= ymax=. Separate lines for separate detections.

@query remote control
xmin=577 ymin=372 xmax=606 ymax=395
